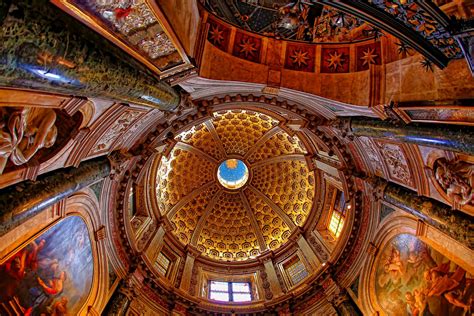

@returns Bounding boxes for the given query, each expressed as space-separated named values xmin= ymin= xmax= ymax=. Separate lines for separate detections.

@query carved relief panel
xmin=375 ymin=141 xmax=414 ymax=188
xmin=89 ymin=107 xmax=145 ymax=156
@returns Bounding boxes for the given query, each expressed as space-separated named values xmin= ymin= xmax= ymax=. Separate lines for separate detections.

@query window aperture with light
xmin=209 ymin=281 xmax=252 ymax=302
xmin=284 ymin=257 xmax=309 ymax=286
xmin=155 ymin=252 xmax=171 ymax=277
xmin=328 ymin=190 xmax=347 ymax=238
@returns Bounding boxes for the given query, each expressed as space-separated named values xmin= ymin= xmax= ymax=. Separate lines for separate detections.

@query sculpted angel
xmin=434 ymin=158 xmax=474 ymax=208
xmin=0 ymin=107 xmax=57 ymax=174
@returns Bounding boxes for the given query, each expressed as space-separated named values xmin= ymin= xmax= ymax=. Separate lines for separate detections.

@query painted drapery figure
xmin=375 ymin=234 xmax=473 ymax=316
xmin=0 ymin=216 xmax=93 ymax=315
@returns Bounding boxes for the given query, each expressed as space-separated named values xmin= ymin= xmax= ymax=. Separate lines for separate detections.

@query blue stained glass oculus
xmin=217 ymin=159 xmax=249 ymax=189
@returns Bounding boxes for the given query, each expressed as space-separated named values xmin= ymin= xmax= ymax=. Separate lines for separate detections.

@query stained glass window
xmin=155 ymin=252 xmax=171 ymax=277
xmin=209 ymin=281 xmax=252 ymax=302
xmin=328 ymin=190 xmax=347 ymax=238
xmin=284 ymin=257 xmax=309 ymax=286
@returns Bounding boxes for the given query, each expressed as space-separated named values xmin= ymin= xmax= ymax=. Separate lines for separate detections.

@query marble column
xmin=0 ymin=156 xmax=110 ymax=236
xmin=367 ymin=177 xmax=474 ymax=249
xmin=330 ymin=290 xmax=363 ymax=316
xmin=0 ymin=0 xmax=180 ymax=110
xmin=103 ymin=287 xmax=132 ymax=316
xmin=383 ymin=181 xmax=474 ymax=249
xmin=344 ymin=117 xmax=474 ymax=155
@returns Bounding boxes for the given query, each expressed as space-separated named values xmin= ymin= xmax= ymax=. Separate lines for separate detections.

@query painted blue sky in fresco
xmin=218 ymin=159 xmax=247 ymax=182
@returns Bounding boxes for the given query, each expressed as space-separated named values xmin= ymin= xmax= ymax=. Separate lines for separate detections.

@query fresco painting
xmin=374 ymin=234 xmax=473 ymax=315
xmin=0 ymin=216 xmax=93 ymax=315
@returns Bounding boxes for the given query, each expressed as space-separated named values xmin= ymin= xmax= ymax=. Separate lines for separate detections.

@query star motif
xmin=238 ymin=38 xmax=258 ymax=58
xmin=421 ymin=58 xmax=434 ymax=72
xmin=361 ymin=47 xmax=378 ymax=66
xmin=290 ymin=49 xmax=310 ymax=67
xmin=209 ymin=25 xmax=224 ymax=46
xmin=326 ymin=51 xmax=345 ymax=71
xmin=396 ymin=41 xmax=411 ymax=55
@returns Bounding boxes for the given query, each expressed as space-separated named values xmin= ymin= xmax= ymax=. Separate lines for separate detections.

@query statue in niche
xmin=0 ymin=107 xmax=57 ymax=174
xmin=433 ymin=158 xmax=474 ymax=208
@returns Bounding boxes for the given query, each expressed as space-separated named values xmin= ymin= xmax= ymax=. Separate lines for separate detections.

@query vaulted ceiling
xmin=155 ymin=110 xmax=315 ymax=261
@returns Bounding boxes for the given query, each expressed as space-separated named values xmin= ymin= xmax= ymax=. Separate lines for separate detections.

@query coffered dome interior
xmin=155 ymin=109 xmax=316 ymax=261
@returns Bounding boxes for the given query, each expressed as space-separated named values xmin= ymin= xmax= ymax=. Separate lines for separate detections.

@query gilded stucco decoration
xmin=155 ymin=110 xmax=316 ymax=261
xmin=53 ymin=0 xmax=193 ymax=77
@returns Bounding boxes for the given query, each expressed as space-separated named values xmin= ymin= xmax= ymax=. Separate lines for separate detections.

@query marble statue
xmin=434 ymin=158 xmax=474 ymax=208
xmin=0 ymin=107 xmax=57 ymax=174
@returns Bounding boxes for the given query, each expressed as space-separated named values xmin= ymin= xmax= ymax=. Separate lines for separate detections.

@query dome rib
xmin=175 ymin=141 xmax=218 ymax=165
xmin=203 ymin=120 xmax=227 ymax=158
xmin=247 ymin=185 xmax=297 ymax=231
xmin=239 ymin=191 xmax=268 ymax=252
xmin=166 ymin=181 xmax=216 ymax=219
xmin=190 ymin=189 xmax=223 ymax=246
xmin=251 ymin=154 xmax=307 ymax=169
xmin=243 ymin=125 xmax=281 ymax=159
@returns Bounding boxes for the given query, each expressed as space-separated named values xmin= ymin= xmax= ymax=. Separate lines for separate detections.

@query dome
xmin=155 ymin=109 xmax=315 ymax=261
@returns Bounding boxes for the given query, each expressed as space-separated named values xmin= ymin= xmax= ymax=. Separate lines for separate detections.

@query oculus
xmin=217 ymin=159 xmax=249 ymax=189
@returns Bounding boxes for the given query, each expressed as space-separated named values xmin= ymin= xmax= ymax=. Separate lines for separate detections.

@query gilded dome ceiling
xmin=155 ymin=109 xmax=315 ymax=261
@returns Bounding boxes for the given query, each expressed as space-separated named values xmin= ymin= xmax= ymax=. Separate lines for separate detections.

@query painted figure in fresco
xmin=0 ymin=216 xmax=93 ymax=316
xmin=0 ymin=107 xmax=57 ymax=174
xmin=434 ymin=158 xmax=474 ymax=208
xmin=37 ymin=271 xmax=67 ymax=296
xmin=375 ymin=234 xmax=473 ymax=316
xmin=50 ymin=296 xmax=69 ymax=316
xmin=424 ymin=264 xmax=471 ymax=312
xmin=0 ymin=239 xmax=47 ymax=299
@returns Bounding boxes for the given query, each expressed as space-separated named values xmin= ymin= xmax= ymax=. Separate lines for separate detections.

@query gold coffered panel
xmin=171 ymin=184 xmax=220 ymax=245
xmin=212 ymin=110 xmax=278 ymax=156
xmin=154 ymin=109 xmax=316 ymax=261
xmin=176 ymin=123 xmax=225 ymax=161
xmin=52 ymin=0 xmax=192 ymax=78
xmin=247 ymin=131 xmax=307 ymax=164
xmin=245 ymin=189 xmax=291 ymax=251
xmin=252 ymin=160 xmax=315 ymax=226
xmin=197 ymin=192 xmax=259 ymax=261
xmin=156 ymin=149 xmax=215 ymax=215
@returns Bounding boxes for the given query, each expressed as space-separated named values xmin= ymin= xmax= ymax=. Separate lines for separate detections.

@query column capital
xmin=257 ymin=250 xmax=274 ymax=263
xmin=288 ymin=227 xmax=304 ymax=242
xmin=108 ymin=150 xmax=136 ymax=181
xmin=185 ymin=244 xmax=201 ymax=258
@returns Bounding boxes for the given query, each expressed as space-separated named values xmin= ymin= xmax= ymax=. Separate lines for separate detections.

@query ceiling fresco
xmin=201 ymin=0 xmax=379 ymax=43
xmin=52 ymin=0 xmax=193 ymax=77
xmin=155 ymin=110 xmax=314 ymax=261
